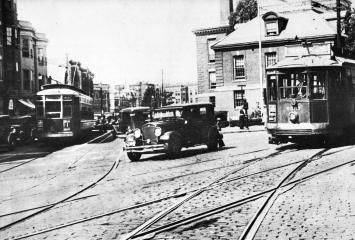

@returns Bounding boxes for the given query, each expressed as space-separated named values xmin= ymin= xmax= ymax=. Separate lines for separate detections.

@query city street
xmin=1 ymin=128 xmax=355 ymax=240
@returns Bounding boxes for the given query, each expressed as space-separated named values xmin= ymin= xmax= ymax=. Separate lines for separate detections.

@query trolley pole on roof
xmin=161 ymin=69 xmax=164 ymax=107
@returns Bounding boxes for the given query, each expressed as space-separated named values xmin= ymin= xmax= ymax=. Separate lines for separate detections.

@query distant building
xmin=129 ymin=82 xmax=155 ymax=107
xmin=187 ymin=85 xmax=198 ymax=103
xmin=93 ymin=83 xmax=110 ymax=114
xmin=164 ymin=85 xmax=189 ymax=104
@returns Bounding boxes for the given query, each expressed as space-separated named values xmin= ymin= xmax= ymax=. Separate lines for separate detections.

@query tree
xmin=229 ymin=0 xmax=257 ymax=29
xmin=141 ymin=86 xmax=157 ymax=108
xmin=342 ymin=7 xmax=355 ymax=58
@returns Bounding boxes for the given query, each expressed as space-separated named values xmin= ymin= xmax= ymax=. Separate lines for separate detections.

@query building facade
xmin=129 ymin=82 xmax=155 ymax=107
xmin=0 ymin=0 xmax=21 ymax=115
xmin=187 ymin=85 xmax=198 ymax=103
xmin=93 ymin=83 xmax=110 ymax=114
xmin=194 ymin=0 xmax=350 ymax=122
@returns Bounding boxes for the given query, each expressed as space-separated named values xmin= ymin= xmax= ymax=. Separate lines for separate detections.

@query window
xmin=22 ymin=39 xmax=29 ymax=57
xmin=233 ymin=55 xmax=245 ymax=79
xmin=38 ymin=48 xmax=45 ymax=65
xmin=309 ymin=73 xmax=325 ymax=99
xmin=209 ymin=71 xmax=216 ymax=89
xmin=23 ymin=69 xmax=31 ymax=90
xmin=6 ymin=28 xmax=12 ymax=45
xmin=266 ymin=21 xmax=278 ymax=36
xmin=209 ymin=96 xmax=215 ymax=106
xmin=207 ymin=38 xmax=216 ymax=62
xmin=265 ymin=52 xmax=277 ymax=68
xmin=234 ymin=90 xmax=245 ymax=108
xmin=279 ymin=73 xmax=307 ymax=99
xmin=267 ymin=75 xmax=277 ymax=101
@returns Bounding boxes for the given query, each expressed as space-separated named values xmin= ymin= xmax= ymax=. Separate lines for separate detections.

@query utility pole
xmin=258 ymin=0 xmax=264 ymax=107
xmin=161 ymin=69 xmax=164 ymax=107
xmin=100 ymin=82 xmax=103 ymax=114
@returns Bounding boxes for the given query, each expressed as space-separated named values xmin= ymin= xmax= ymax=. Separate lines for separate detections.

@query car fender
xmin=160 ymin=131 xmax=181 ymax=141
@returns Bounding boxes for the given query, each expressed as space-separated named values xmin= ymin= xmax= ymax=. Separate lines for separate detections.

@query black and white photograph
xmin=1 ymin=0 xmax=355 ymax=239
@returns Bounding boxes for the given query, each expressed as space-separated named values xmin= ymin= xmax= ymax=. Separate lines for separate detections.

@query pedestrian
xmin=243 ymin=100 xmax=249 ymax=130
xmin=239 ymin=108 xmax=245 ymax=129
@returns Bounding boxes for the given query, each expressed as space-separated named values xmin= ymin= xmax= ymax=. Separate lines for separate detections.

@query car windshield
xmin=153 ymin=109 xmax=182 ymax=120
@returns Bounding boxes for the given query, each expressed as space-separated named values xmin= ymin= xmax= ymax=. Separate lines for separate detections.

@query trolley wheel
xmin=127 ymin=152 xmax=141 ymax=161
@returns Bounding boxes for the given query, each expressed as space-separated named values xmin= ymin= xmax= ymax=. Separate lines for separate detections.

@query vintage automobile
xmin=10 ymin=115 xmax=37 ymax=143
xmin=0 ymin=115 xmax=17 ymax=150
xmin=123 ymin=103 xmax=223 ymax=161
xmin=115 ymin=107 xmax=152 ymax=134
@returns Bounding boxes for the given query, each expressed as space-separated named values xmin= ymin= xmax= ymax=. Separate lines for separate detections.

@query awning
xmin=18 ymin=99 xmax=35 ymax=109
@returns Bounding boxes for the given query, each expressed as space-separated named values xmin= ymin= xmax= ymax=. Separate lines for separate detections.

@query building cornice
xmin=192 ymin=25 xmax=230 ymax=36
xmin=212 ymin=34 xmax=337 ymax=51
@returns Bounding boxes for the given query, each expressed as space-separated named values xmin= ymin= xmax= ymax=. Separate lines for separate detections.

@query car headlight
xmin=134 ymin=129 xmax=141 ymax=138
xmin=154 ymin=127 xmax=162 ymax=137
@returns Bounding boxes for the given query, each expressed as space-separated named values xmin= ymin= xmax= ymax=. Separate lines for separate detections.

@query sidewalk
xmin=221 ymin=124 xmax=266 ymax=134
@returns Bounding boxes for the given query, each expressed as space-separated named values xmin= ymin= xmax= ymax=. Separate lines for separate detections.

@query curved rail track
xmin=4 ymin=146 xmax=344 ymax=240
xmin=0 ymin=131 xmax=120 ymax=233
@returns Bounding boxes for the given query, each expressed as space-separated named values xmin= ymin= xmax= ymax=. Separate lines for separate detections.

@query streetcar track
xmin=0 ymin=155 xmax=305 ymax=219
xmin=0 ymin=145 xmax=122 ymax=232
xmin=133 ymin=148 xmax=270 ymax=177
xmin=0 ymin=132 xmax=114 ymax=200
xmin=12 ymin=154 xmax=353 ymax=240
xmin=238 ymin=148 xmax=329 ymax=240
xmin=143 ymin=148 xmax=297 ymax=186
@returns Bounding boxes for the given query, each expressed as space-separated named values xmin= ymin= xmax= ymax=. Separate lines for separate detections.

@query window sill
xmin=232 ymin=78 xmax=246 ymax=82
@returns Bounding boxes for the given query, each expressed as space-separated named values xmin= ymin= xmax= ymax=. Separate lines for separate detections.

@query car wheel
xmin=167 ymin=135 xmax=182 ymax=158
xmin=7 ymin=134 xmax=16 ymax=151
xmin=127 ymin=152 xmax=141 ymax=161
xmin=207 ymin=130 xmax=218 ymax=151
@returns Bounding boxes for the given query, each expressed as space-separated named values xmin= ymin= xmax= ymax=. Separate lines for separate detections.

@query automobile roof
xmin=120 ymin=107 xmax=151 ymax=113
xmin=156 ymin=102 xmax=213 ymax=110
xmin=0 ymin=115 xmax=10 ymax=118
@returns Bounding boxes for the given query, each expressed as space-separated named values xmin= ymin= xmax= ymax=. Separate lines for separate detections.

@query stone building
xmin=194 ymin=0 xmax=351 ymax=122
xmin=129 ymin=82 xmax=155 ymax=107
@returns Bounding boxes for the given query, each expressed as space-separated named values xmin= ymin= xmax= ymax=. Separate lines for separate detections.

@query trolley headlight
xmin=289 ymin=111 xmax=299 ymax=123
xmin=134 ymin=129 xmax=141 ymax=138
xmin=154 ymin=127 xmax=162 ymax=137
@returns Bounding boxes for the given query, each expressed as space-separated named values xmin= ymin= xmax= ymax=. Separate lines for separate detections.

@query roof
xmin=158 ymin=102 xmax=213 ymax=110
xmin=37 ymin=88 xmax=81 ymax=96
xmin=267 ymin=55 xmax=355 ymax=70
xmin=214 ymin=10 xmax=336 ymax=49
xmin=120 ymin=107 xmax=151 ymax=113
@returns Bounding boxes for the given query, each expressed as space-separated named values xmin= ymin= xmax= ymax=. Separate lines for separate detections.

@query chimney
xmin=220 ymin=0 xmax=235 ymax=25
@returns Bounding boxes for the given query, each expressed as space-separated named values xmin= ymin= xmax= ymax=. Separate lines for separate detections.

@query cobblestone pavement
xmin=2 ymin=127 xmax=355 ymax=239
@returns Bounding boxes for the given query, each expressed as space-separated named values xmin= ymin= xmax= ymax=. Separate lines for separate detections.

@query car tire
xmin=167 ymin=135 xmax=182 ymax=159
xmin=7 ymin=133 xmax=16 ymax=151
xmin=207 ymin=129 xmax=218 ymax=151
xmin=127 ymin=152 xmax=141 ymax=161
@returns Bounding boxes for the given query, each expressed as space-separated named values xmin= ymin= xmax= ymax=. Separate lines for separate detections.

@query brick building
xmin=129 ymin=82 xmax=155 ymax=107
xmin=0 ymin=0 xmax=21 ymax=115
xmin=194 ymin=0 xmax=351 ymax=122
xmin=164 ymin=85 xmax=189 ymax=104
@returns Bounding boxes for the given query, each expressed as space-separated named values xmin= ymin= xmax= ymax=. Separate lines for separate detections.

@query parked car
xmin=115 ymin=107 xmax=152 ymax=135
xmin=123 ymin=103 xmax=224 ymax=161
xmin=0 ymin=115 xmax=17 ymax=150
xmin=10 ymin=115 xmax=37 ymax=144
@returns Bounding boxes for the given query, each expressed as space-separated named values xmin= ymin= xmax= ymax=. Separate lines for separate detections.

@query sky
xmin=17 ymin=0 xmax=221 ymax=86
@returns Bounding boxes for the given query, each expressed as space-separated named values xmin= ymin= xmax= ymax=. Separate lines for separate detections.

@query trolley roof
xmin=267 ymin=55 xmax=355 ymax=70
xmin=37 ymin=84 xmax=89 ymax=97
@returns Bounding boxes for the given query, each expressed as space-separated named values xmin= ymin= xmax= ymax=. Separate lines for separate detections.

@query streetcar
xmin=266 ymin=55 xmax=355 ymax=144
xmin=35 ymin=84 xmax=96 ymax=139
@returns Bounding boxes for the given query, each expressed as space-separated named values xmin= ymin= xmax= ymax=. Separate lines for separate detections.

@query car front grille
xmin=142 ymin=125 xmax=157 ymax=141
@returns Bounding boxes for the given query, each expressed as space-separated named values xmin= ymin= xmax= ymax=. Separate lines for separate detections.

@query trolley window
xmin=267 ymin=75 xmax=277 ymax=101
xmin=63 ymin=102 xmax=72 ymax=118
xmin=45 ymin=101 xmax=61 ymax=118
xmin=279 ymin=73 xmax=307 ymax=99
xmin=36 ymin=103 xmax=44 ymax=118
xmin=309 ymin=72 xmax=326 ymax=99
